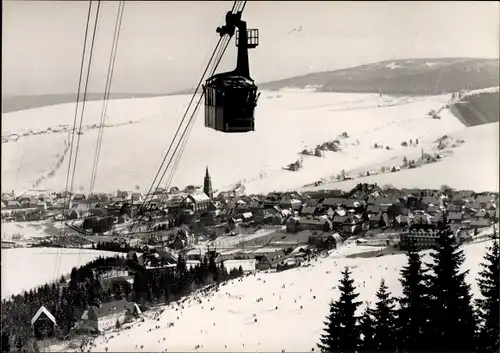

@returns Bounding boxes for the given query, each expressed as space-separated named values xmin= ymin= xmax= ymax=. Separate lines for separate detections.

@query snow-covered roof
xmin=186 ymin=192 xmax=210 ymax=203
xmin=31 ymin=305 xmax=57 ymax=326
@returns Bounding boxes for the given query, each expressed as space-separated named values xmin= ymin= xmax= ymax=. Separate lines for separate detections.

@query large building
xmin=80 ymin=299 xmax=140 ymax=332
xmin=399 ymin=224 xmax=457 ymax=250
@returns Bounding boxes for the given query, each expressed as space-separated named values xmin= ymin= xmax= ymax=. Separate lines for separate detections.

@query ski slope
xmin=2 ymin=91 xmax=473 ymax=195
xmin=1 ymin=248 xmax=123 ymax=299
xmin=53 ymin=240 xmax=493 ymax=353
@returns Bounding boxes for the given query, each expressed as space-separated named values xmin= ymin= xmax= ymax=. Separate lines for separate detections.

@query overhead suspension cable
xmin=68 ymin=0 xmax=102 ymax=201
xmin=88 ymin=1 xmax=126 ymax=200
xmin=130 ymin=1 xmax=243 ymax=233
xmin=136 ymin=1 xmax=247 ymax=230
xmin=164 ymin=29 xmax=234 ymax=193
xmin=54 ymin=0 xmax=100 ymax=282
xmin=129 ymin=2 xmax=239 ymax=231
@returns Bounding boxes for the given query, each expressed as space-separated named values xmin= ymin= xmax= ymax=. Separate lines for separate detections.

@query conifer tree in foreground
xmin=359 ymin=305 xmax=375 ymax=350
xmin=476 ymin=235 xmax=499 ymax=353
xmin=371 ymin=279 xmax=396 ymax=351
xmin=426 ymin=220 xmax=477 ymax=351
xmin=318 ymin=267 xmax=361 ymax=352
xmin=396 ymin=239 xmax=430 ymax=351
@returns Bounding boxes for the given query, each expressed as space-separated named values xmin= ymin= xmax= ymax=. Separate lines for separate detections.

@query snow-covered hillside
xmin=52 ymin=240 xmax=493 ymax=353
xmin=303 ymin=121 xmax=499 ymax=192
xmin=1 ymin=248 xmax=123 ymax=299
xmin=3 ymin=91 xmax=480 ymax=195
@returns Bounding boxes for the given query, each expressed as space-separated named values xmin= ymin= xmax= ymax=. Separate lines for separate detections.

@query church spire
xmin=204 ymin=166 xmax=213 ymax=199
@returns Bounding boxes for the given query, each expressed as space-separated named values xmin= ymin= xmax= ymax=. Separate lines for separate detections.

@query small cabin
xmin=31 ymin=306 xmax=57 ymax=339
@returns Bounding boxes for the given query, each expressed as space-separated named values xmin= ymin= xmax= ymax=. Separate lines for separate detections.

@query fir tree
xmin=359 ymin=305 xmax=376 ymax=350
xmin=426 ymin=222 xmax=477 ymax=351
xmin=1 ymin=332 xmax=10 ymax=353
xmin=208 ymin=252 xmax=219 ymax=283
xmin=318 ymin=267 xmax=361 ymax=352
xmin=476 ymin=236 xmax=499 ymax=353
xmin=371 ymin=279 xmax=396 ymax=351
xmin=396 ymin=239 xmax=430 ymax=351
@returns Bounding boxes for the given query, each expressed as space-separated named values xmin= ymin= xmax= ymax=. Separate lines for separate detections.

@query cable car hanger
xmin=203 ymin=9 xmax=260 ymax=133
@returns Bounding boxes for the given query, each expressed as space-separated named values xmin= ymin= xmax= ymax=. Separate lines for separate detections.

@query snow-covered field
xmin=4 ymin=90 xmax=492 ymax=195
xmin=52 ymin=240 xmax=493 ymax=353
xmin=1 ymin=248 xmax=123 ymax=299
xmin=1 ymin=221 xmax=49 ymax=240
xmin=303 ymin=121 xmax=499 ymax=192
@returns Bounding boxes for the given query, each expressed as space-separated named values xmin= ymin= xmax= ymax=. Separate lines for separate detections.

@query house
xmin=255 ymin=250 xmax=286 ymax=271
xmin=343 ymin=199 xmax=365 ymax=210
xmin=171 ymin=234 xmax=186 ymax=250
xmin=411 ymin=214 xmax=431 ymax=225
xmin=469 ymin=219 xmax=491 ymax=229
xmin=446 ymin=203 xmax=462 ymax=212
xmin=426 ymin=205 xmax=439 ymax=215
xmin=81 ymin=299 xmax=139 ymax=332
xmin=36 ymin=200 xmax=47 ymax=210
xmin=278 ymin=196 xmax=302 ymax=211
xmin=395 ymin=215 xmax=410 ymax=227
xmin=332 ymin=215 xmax=349 ymax=230
xmin=127 ymin=251 xmax=144 ymax=266
xmin=253 ymin=208 xmax=282 ymax=225
xmin=322 ymin=198 xmax=344 ymax=209
xmin=448 ymin=212 xmax=463 ymax=223
xmin=285 ymin=217 xmax=300 ymax=233
xmin=484 ymin=203 xmax=496 ymax=211
xmin=130 ymin=193 xmax=143 ymax=202
xmin=421 ymin=197 xmax=440 ymax=207
xmin=296 ymin=217 xmax=332 ymax=232
xmin=474 ymin=210 xmax=490 ymax=219
xmin=368 ymin=213 xmax=385 ymax=228
xmin=366 ymin=205 xmax=381 ymax=214
xmin=464 ymin=202 xmax=481 ymax=212
xmin=475 ymin=194 xmax=495 ymax=206
xmin=311 ymin=232 xmax=342 ymax=250
xmin=72 ymin=193 xmax=87 ymax=202
xmin=305 ymin=198 xmax=323 ymax=208
xmin=31 ymin=306 xmax=57 ymax=339
xmin=299 ymin=206 xmax=317 ymax=216
xmin=6 ymin=200 xmax=21 ymax=210
xmin=116 ymin=190 xmax=129 ymax=200
xmin=431 ymin=213 xmax=444 ymax=224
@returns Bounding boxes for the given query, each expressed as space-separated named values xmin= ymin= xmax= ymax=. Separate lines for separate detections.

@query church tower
xmin=203 ymin=166 xmax=213 ymax=199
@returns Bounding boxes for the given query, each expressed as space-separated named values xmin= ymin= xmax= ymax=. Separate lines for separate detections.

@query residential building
xmin=81 ymin=299 xmax=138 ymax=332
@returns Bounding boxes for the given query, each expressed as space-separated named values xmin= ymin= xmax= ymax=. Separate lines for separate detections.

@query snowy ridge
xmin=2 ymin=91 xmax=481 ymax=195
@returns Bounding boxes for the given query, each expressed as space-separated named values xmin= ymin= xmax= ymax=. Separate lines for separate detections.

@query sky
xmin=2 ymin=1 xmax=499 ymax=96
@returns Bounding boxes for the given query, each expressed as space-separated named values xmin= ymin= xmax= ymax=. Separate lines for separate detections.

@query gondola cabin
xmin=204 ymin=11 xmax=260 ymax=133
xmin=204 ymin=76 xmax=258 ymax=133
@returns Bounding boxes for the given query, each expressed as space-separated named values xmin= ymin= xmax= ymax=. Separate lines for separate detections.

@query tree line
xmin=319 ymin=223 xmax=499 ymax=353
xmin=1 ymin=252 xmax=244 ymax=352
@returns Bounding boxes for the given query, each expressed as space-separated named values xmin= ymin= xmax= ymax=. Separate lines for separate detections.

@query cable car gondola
xmin=203 ymin=11 xmax=260 ymax=133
